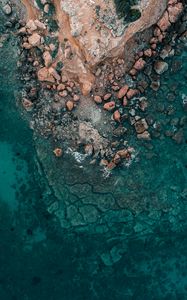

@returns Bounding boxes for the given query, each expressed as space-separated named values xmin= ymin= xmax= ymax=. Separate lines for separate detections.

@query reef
xmin=0 ymin=0 xmax=186 ymax=232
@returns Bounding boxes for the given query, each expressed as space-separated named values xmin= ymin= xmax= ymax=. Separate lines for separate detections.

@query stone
xmin=154 ymin=61 xmax=168 ymax=75
xmin=84 ymin=144 xmax=94 ymax=156
xmin=107 ymin=161 xmax=116 ymax=170
xmin=117 ymin=85 xmax=129 ymax=99
xmin=53 ymin=148 xmax=63 ymax=157
xmin=44 ymin=4 xmax=49 ymax=13
xmin=103 ymin=93 xmax=112 ymax=101
xmin=113 ymin=110 xmax=121 ymax=122
xmin=61 ymin=75 xmax=68 ymax=83
xmin=157 ymin=11 xmax=171 ymax=32
xmin=168 ymin=3 xmax=183 ymax=23
xmin=26 ymin=20 xmax=37 ymax=31
xmin=113 ymin=153 xmax=121 ymax=164
xmin=57 ymin=83 xmax=66 ymax=91
xmin=43 ymin=51 xmax=52 ymax=67
xmin=103 ymin=101 xmax=115 ymax=111
xmin=34 ymin=19 xmax=46 ymax=30
xmin=133 ymin=58 xmax=146 ymax=71
xmin=66 ymin=100 xmax=74 ymax=111
xmin=126 ymin=89 xmax=139 ymax=100
xmin=22 ymin=98 xmax=33 ymax=111
xmin=134 ymin=119 xmax=148 ymax=134
xmin=123 ymin=96 xmax=128 ymax=106
xmin=22 ymin=42 xmax=32 ymax=49
xmin=117 ymin=149 xmax=129 ymax=159
xmin=172 ymin=129 xmax=184 ymax=144
xmin=73 ymin=94 xmax=80 ymax=102
xmin=28 ymin=33 xmax=41 ymax=47
xmin=37 ymin=67 xmax=55 ymax=83
xmin=137 ymin=131 xmax=151 ymax=140
xmin=150 ymin=80 xmax=160 ymax=91
xmin=144 ymin=48 xmax=152 ymax=57
xmin=48 ymin=67 xmax=61 ymax=81
xmin=94 ymin=95 xmax=102 ymax=104
xmin=2 ymin=4 xmax=12 ymax=15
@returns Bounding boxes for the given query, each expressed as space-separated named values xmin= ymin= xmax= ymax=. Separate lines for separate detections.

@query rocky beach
xmin=0 ymin=0 xmax=187 ymax=299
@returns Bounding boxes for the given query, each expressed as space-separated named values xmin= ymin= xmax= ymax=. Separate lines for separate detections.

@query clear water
xmin=0 ymin=23 xmax=187 ymax=300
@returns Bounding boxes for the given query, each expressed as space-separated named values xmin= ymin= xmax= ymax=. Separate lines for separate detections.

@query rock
xmin=137 ymin=131 xmax=151 ymax=140
xmin=168 ymin=3 xmax=183 ymax=23
xmin=107 ymin=161 xmax=116 ymax=170
xmin=22 ymin=98 xmax=33 ymax=111
xmin=66 ymin=100 xmax=74 ymax=111
xmin=103 ymin=93 xmax=112 ymax=101
xmin=53 ymin=148 xmax=63 ymax=157
xmin=150 ymin=80 xmax=160 ymax=91
xmin=117 ymin=85 xmax=129 ymax=99
xmin=61 ymin=75 xmax=68 ymax=83
xmin=154 ymin=61 xmax=168 ymax=75
xmin=48 ymin=67 xmax=61 ymax=81
xmin=22 ymin=42 xmax=32 ymax=49
xmin=126 ymin=89 xmax=139 ymax=100
xmin=28 ymin=33 xmax=41 ymax=47
xmin=144 ymin=48 xmax=152 ymax=57
xmin=34 ymin=19 xmax=46 ymax=30
xmin=103 ymin=101 xmax=115 ymax=111
xmin=139 ymin=97 xmax=148 ymax=111
xmin=100 ymin=159 xmax=108 ymax=167
xmin=44 ymin=4 xmax=49 ymax=13
xmin=113 ymin=154 xmax=121 ymax=164
xmin=26 ymin=20 xmax=37 ymax=31
xmin=43 ymin=51 xmax=52 ymax=67
xmin=133 ymin=58 xmax=146 ymax=71
xmin=113 ymin=110 xmax=121 ymax=122
xmin=172 ymin=129 xmax=184 ymax=144
xmin=94 ymin=95 xmax=102 ymax=104
xmin=123 ymin=96 xmax=128 ymax=106
xmin=117 ymin=149 xmax=129 ymax=159
xmin=57 ymin=83 xmax=66 ymax=91
xmin=37 ymin=67 xmax=55 ymax=83
xmin=134 ymin=119 xmax=148 ymax=134
xmin=129 ymin=68 xmax=137 ymax=76
xmin=157 ymin=11 xmax=171 ymax=32
xmin=2 ymin=4 xmax=12 ymax=15
xmin=84 ymin=144 xmax=94 ymax=156
xmin=73 ymin=94 xmax=80 ymax=102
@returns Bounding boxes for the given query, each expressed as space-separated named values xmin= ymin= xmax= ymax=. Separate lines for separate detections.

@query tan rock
xmin=53 ymin=148 xmax=63 ymax=157
xmin=168 ymin=3 xmax=183 ymax=23
xmin=28 ymin=33 xmax=41 ymax=47
xmin=73 ymin=94 xmax=80 ymax=102
xmin=113 ymin=153 xmax=121 ymax=165
xmin=126 ymin=89 xmax=139 ymax=99
xmin=37 ymin=67 xmax=55 ymax=83
xmin=57 ymin=83 xmax=66 ymax=91
xmin=123 ymin=96 xmax=128 ymax=106
xmin=103 ymin=101 xmax=115 ymax=111
xmin=61 ymin=75 xmax=68 ymax=83
xmin=34 ymin=19 xmax=46 ymax=30
xmin=22 ymin=42 xmax=32 ymax=49
xmin=94 ymin=95 xmax=102 ymax=104
xmin=107 ymin=161 xmax=116 ymax=170
xmin=43 ymin=51 xmax=52 ymax=67
xmin=84 ymin=144 xmax=94 ymax=156
xmin=117 ymin=85 xmax=129 ymax=99
xmin=26 ymin=20 xmax=37 ymax=32
xmin=117 ymin=149 xmax=129 ymax=159
xmin=113 ymin=110 xmax=121 ymax=122
xmin=133 ymin=58 xmax=146 ymax=71
xmin=48 ymin=67 xmax=61 ymax=81
xmin=103 ymin=93 xmax=112 ymax=101
xmin=144 ymin=49 xmax=152 ymax=57
xmin=157 ymin=11 xmax=171 ymax=32
xmin=66 ymin=100 xmax=74 ymax=111
xmin=22 ymin=98 xmax=33 ymax=111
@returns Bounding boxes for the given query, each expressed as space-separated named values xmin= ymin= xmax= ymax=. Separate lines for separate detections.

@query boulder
xmin=103 ymin=101 xmax=115 ymax=111
xmin=103 ymin=93 xmax=112 ymax=101
xmin=26 ymin=20 xmax=37 ymax=31
xmin=117 ymin=85 xmax=129 ymax=99
xmin=37 ymin=67 xmax=55 ymax=83
xmin=168 ymin=3 xmax=183 ymax=23
xmin=157 ymin=11 xmax=171 ymax=32
xmin=28 ymin=33 xmax=41 ymax=47
xmin=134 ymin=119 xmax=148 ymax=134
xmin=53 ymin=148 xmax=63 ymax=157
xmin=43 ymin=51 xmax=52 ymax=67
xmin=133 ymin=58 xmax=146 ymax=71
xmin=66 ymin=100 xmax=74 ymax=111
xmin=94 ymin=95 xmax=102 ymax=104
xmin=113 ymin=110 xmax=121 ymax=122
xmin=2 ymin=4 xmax=12 ymax=15
xmin=154 ymin=61 xmax=168 ymax=74
xmin=137 ymin=131 xmax=151 ymax=140
xmin=126 ymin=89 xmax=139 ymax=99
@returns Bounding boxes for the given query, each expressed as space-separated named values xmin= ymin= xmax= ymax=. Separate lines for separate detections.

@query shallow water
xmin=0 ymin=21 xmax=187 ymax=300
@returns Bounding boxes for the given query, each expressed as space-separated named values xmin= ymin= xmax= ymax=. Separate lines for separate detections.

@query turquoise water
xmin=0 ymin=19 xmax=187 ymax=300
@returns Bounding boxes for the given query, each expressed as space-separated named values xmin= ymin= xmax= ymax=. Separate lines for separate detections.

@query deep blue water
xmin=0 ymin=22 xmax=187 ymax=300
